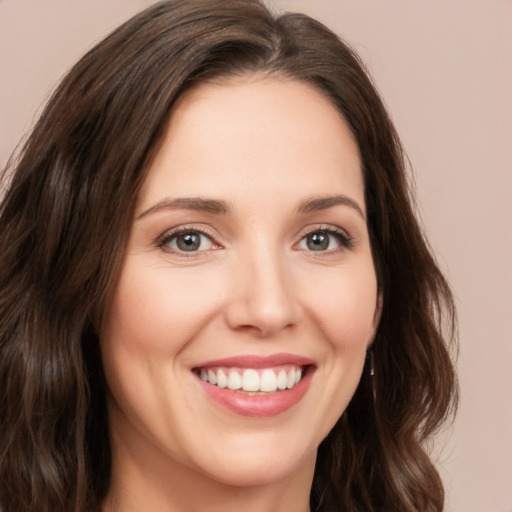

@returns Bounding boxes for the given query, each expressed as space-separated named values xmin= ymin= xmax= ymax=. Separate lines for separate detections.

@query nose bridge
xmin=226 ymin=241 xmax=298 ymax=336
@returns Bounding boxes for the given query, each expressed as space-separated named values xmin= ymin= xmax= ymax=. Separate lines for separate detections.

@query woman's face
xmin=101 ymin=78 xmax=379 ymax=490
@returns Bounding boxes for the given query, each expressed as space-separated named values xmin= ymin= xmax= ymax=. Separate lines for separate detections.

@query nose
xmin=225 ymin=247 xmax=300 ymax=338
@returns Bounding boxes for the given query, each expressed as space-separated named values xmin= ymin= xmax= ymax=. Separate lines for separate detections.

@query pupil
xmin=177 ymin=232 xmax=200 ymax=251
xmin=308 ymin=232 xmax=329 ymax=251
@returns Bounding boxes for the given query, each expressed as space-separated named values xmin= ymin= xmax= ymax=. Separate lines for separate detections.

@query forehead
xmin=138 ymin=77 xmax=363 ymax=212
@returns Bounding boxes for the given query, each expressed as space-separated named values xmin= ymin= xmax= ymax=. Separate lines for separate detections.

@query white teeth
xmin=227 ymin=370 xmax=242 ymax=390
xmin=242 ymin=369 xmax=260 ymax=392
xmin=217 ymin=369 xmax=227 ymax=388
xmin=277 ymin=370 xmax=288 ymax=390
xmin=286 ymin=369 xmax=295 ymax=389
xmin=207 ymin=369 xmax=217 ymax=385
xmin=199 ymin=366 xmax=305 ymax=393
xmin=260 ymin=369 xmax=278 ymax=392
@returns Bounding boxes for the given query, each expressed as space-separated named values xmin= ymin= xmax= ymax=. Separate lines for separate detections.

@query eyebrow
xmin=297 ymin=195 xmax=366 ymax=220
xmin=137 ymin=197 xmax=230 ymax=219
xmin=137 ymin=194 xmax=365 ymax=220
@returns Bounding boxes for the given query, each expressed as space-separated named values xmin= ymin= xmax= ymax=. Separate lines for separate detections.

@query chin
xmin=199 ymin=452 xmax=313 ymax=488
xmin=183 ymin=428 xmax=319 ymax=489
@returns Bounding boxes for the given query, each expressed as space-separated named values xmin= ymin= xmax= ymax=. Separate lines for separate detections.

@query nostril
xmin=234 ymin=321 xmax=295 ymax=338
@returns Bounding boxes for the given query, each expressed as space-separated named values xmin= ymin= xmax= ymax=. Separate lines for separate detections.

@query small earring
xmin=369 ymin=351 xmax=376 ymax=402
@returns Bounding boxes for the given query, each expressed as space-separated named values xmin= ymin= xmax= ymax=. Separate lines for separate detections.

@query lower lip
xmin=196 ymin=368 xmax=313 ymax=417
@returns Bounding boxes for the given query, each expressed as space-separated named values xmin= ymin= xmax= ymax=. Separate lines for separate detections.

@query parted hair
xmin=0 ymin=1 xmax=457 ymax=511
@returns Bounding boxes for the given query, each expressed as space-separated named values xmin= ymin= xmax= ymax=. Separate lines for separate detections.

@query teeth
xmin=217 ymin=369 xmax=227 ymax=388
xmin=286 ymin=369 xmax=295 ymax=389
xmin=260 ymin=369 xmax=277 ymax=392
xmin=198 ymin=365 xmax=304 ymax=393
xmin=277 ymin=370 xmax=287 ymax=390
xmin=227 ymin=370 xmax=242 ymax=390
xmin=242 ymin=369 xmax=260 ymax=392
xmin=207 ymin=369 xmax=217 ymax=385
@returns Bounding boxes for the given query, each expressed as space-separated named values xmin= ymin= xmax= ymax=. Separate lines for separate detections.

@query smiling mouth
xmin=194 ymin=364 xmax=307 ymax=394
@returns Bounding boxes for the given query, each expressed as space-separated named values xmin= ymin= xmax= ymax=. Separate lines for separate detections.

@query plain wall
xmin=1 ymin=1 xmax=511 ymax=511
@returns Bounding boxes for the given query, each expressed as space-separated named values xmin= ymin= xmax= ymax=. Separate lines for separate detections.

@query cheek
xmin=99 ymin=261 xmax=214 ymax=443
xmin=293 ymin=263 xmax=378 ymax=443
xmin=103 ymin=260 xmax=220 ymax=356
xmin=302 ymin=264 xmax=379 ymax=352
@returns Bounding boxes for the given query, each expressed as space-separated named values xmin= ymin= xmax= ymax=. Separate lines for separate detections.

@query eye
xmin=160 ymin=229 xmax=216 ymax=253
xmin=296 ymin=228 xmax=352 ymax=252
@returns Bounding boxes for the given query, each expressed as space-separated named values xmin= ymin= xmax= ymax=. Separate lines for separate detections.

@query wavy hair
xmin=0 ymin=1 xmax=457 ymax=511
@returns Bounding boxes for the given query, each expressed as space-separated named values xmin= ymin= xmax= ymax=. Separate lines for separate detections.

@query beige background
xmin=0 ymin=1 xmax=511 ymax=511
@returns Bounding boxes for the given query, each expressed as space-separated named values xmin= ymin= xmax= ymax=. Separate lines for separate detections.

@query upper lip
xmin=193 ymin=353 xmax=315 ymax=369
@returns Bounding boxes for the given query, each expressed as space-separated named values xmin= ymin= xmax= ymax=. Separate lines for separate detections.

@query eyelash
xmin=155 ymin=224 xmax=354 ymax=256
xmin=156 ymin=225 xmax=219 ymax=257
xmin=296 ymin=225 xmax=354 ymax=253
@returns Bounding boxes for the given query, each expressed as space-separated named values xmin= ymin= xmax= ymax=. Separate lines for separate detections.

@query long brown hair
xmin=0 ymin=1 xmax=457 ymax=511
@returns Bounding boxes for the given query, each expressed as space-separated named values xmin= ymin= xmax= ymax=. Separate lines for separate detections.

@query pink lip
xmin=193 ymin=353 xmax=315 ymax=369
xmin=192 ymin=353 xmax=315 ymax=418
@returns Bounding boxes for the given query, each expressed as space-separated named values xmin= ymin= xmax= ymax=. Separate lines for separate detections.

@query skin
xmin=100 ymin=76 xmax=380 ymax=512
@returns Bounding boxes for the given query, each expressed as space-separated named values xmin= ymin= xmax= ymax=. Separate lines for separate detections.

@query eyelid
xmin=156 ymin=224 xmax=222 ymax=255
xmin=154 ymin=223 xmax=353 ymax=256
xmin=294 ymin=224 xmax=354 ymax=252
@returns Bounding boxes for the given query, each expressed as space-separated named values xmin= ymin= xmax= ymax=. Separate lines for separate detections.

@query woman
xmin=0 ymin=1 xmax=458 ymax=511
